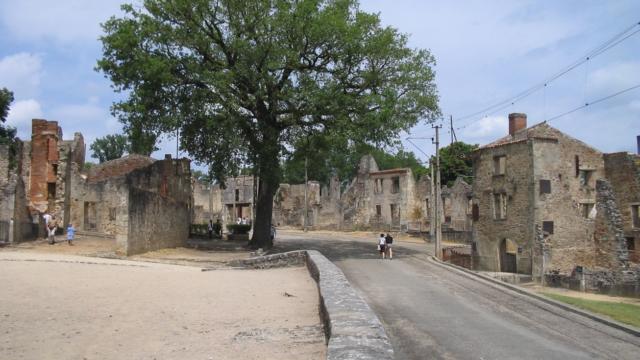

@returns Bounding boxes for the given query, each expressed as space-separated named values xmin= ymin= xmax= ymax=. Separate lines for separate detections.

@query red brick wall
xmin=29 ymin=119 xmax=61 ymax=211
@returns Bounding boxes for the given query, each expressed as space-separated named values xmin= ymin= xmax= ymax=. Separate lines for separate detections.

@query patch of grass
xmin=542 ymin=293 xmax=640 ymax=328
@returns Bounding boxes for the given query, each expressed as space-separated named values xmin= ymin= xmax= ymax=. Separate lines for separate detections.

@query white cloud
xmin=6 ymin=99 xmax=43 ymax=139
xmin=0 ymin=53 xmax=42 ymax=99
xmin=460 ymin=116 xmax=508 ymax=144
xmin=0 ymin=0 xmax=123 ymax=43
xmin=588 ymin=61 xmax=640 ymax=96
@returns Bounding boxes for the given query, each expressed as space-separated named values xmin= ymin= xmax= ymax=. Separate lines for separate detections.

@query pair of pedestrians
xmin=377 ymin=233 xmax=394 ymax=259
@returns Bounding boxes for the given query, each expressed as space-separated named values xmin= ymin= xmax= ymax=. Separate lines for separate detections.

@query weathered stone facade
xmin=69 ymin=154 xmax=192 ymax=255
xmin=472 ymin=113 xmax=640 ymax=294
xmin=0 ymin=142 xmax=35 ymax=243
xmin=604 ymin=152 xmax=640 ymax=263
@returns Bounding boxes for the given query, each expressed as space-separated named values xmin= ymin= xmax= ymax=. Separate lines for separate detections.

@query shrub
xmin=227 ymin=224 xmax=251 ymax=234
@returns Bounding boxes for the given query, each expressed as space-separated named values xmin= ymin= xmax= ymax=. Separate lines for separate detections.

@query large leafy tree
xmin=0 ymin=88 xmax=19 ymax=169
xmin=97 ymin=0 xmax=439 ymax=248
xmin=90 ymin=134 xmax=129 ymax=163
xmin=439 ymin=141 xmax=478 ymax=187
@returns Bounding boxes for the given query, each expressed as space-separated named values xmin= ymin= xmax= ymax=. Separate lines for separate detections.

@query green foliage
xmin=84 ymin=162 xmax=96 ymax=171
xmin=282 ymin=136 xmax=427 ymax=185
xmin=0 ymin=88 xmax=19 ymax=169
xmin=0 ymin=88 xmax=14 ymax=123
xmin=126 ymin=120 xmax=159 ymax=155
xmin=227 ymin=224 xmax=251 ymax=234
xmin=542 ymin=293 xmax=640 ymax=328
xmin=438 ymin=141 xmax=478 ymax=186
xmin=192 ymin=169 xmax=214 ymax=183
xmin=97 ymin=0 xmax=439 ymax=247
xmin=190 ymin=222 xmax=222 ymax=238
xmin=90 ymin=134 xmax=129 ymax=163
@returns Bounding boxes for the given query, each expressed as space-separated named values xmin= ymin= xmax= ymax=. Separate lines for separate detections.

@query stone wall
xmin=124 ymin=158 xmax=192 ymax=255
xmin=604 ymin=152 xmax=640 ymax=262
xmin=472 ymin=140 xmax=534 ymax=273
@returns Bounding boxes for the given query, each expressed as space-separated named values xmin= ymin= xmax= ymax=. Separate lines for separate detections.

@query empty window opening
xmin=84 ymin=202 xmax=97 ymax=231
xmin=542 ymin=221 xmax=554 ymax=235
xmin=47 ymin=182 xmax=56 ymax=200
xmin=493 ymin=156 xmax=506 ymax=175
xmin=493 ymin=193 xmax=507 ymax=220
xmin=579 ymin=170 xmax=594 ymax=187
xmin=626 ymin=237 xmax=635 ymax=251
xmin=235 ymin=189 xmax=240 ymax=202
xmin=52 ymin=164 xmax=58 ymax=176
xmin=539 ymin=179 xmax=551 ymax=195
xmin=374 ymin=178 xmax=383 ymax=194
xmin=391 ymin=177 xmax=400 ymax=194
xmin=632 ymin=205 xmax=640 ymax=228
xmin=108 ymin=207 xmax=117 ymax=221
xmin=575 ymin=155 xmax=580 ymax=177
xmin=472 ymin=203 xmax=479 ymax=221
xmin=376 ymin=205 xmax=382 ymax=216
xmin=581 ymin=203 xmax=595 ymax=219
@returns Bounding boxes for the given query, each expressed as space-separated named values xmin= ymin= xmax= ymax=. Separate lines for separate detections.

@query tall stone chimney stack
xmin=508 ymin=113 xmax=527 ymax=136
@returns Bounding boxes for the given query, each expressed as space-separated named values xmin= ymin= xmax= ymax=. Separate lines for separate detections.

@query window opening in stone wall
xmin=493 ymin=155 xmax=506 ymax=175
xmin=47 ymin=182 xmax=56 ymax=200
xmin=425 ymin=198 xmax=430 ymax=218
xmin=235 ymin=189 xmax=240 ymax=202
xmin=376 ymin=204 xmax=382 ymax=216
xmin=632 ymin=205 xmax=640 ymax=228
xmin=52 ymin=164 xmax=58 ymax=176
xmin=539 ymin=179 xmax=551 ymax=194
xmin=108 ymin=207 xmax=117 ymax=221
xmin=575 ymin=155 xmax=580 ymax=177
xmin=626 ymin=237 xmax=635 ymax=251
xmin=493 ymin=193 xmax=506 ymax=220
xmin=391 ymin=177 xmax=400 ymax=194
xmin=542 ymin=221 xmax=554 ymax=235
xmin=472 ymin=203 xmax=479 ymax=221
xmin=581 ymin=203 xmax=595 ymax=219
xmin=390 ymin=204 xmax=400 ymax=224
xmin=579 ymin=170 xmax=594 ymax=187
xmin=374 ymin=178 xmax=383 ymax=194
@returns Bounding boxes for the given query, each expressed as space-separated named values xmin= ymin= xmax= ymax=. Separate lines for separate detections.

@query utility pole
xmin=304 ymin=155 xmax=308 ymax=232
xmin=450 ymin=115 xmax=457 ymax=144
xmin=433 ymin=125 xmax=442 ymax=260
xmin=430 ymin=157 xmax=435 ymax=239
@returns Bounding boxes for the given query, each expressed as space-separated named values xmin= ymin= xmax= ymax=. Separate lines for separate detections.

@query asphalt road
xmin=273 ymin=231 xmax=640 ymax=360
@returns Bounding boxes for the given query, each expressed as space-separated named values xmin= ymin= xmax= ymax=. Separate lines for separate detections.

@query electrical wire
xmin=546 ymin=83 xmax=640 ymax=122
xmin=454 ymin=20 xmax=640 ymax=125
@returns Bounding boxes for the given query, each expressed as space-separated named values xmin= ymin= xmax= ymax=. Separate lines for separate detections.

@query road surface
xmin=274 ymin=230 xmax=640 ymax=360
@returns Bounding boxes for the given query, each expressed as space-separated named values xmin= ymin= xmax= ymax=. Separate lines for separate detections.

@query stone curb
xmin=228 ymin=250 xmax=395 ymax=359
xmin=427 ymin=255 xmax=640 ymax=337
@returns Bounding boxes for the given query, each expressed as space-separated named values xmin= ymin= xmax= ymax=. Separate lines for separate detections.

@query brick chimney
xmin=508 ymin=113 xmax=527 ymax=136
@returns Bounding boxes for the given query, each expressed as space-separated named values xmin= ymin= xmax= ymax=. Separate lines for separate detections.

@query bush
xmin=227 ymin=224 xmax=251 ymax=234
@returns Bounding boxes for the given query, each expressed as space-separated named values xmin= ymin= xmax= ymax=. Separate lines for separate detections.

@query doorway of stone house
xmin=499 ymin=238 xmax=517 ymax=273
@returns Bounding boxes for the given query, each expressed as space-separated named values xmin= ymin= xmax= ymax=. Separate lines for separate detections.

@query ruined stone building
xmin=69 ymin=154 xmax=192 ymax=255
xmin=193 ymin=154 xmax=446 ymax=233
xmin=0 ymin=142 xmax=32 ymax=243
xmin=471 ymin=113 xmax=638 ymax=294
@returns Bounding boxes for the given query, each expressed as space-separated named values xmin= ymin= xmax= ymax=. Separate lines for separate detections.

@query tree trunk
xmin=249 ymin=127 xmax=280 ymax=249
xmin=250 ymin=175 xmax=277 ymax=249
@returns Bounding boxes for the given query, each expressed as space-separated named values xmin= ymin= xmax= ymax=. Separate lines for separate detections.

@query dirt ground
xmin=0 ymin=246 xmax=325 ymax=359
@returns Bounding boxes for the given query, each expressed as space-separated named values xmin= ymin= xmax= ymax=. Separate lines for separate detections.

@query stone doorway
xmin=499 ymin=238 xmax=517 ymax=273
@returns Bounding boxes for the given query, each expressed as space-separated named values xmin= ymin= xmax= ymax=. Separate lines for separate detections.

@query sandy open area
xmin=0 ymin=252 xmax=325 ymax=360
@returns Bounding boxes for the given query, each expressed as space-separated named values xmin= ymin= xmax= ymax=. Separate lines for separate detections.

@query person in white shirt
xmin=42 ymin=212 xmax=52 ymax=240
xmin=378 ymin=234 xmax=386 ymax=259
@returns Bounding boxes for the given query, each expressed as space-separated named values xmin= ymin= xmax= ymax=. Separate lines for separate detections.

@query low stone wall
xmin=228 ymin=250 xmax=394 ymax=359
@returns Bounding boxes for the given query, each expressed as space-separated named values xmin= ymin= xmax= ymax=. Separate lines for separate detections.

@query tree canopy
xmin=90 ymin=134 xmax=129 ymax=163
xmin=438 ymin=141 xmax=478 ymax=187
xmin=0 ymin=88 xmax=19 ymax=169
xmin=98 ymin=0 xmax=440 ymax=248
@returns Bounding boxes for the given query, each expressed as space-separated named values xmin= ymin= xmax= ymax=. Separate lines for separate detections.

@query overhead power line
xmin=546 ymin=83 xmax=640 ymax=123
xmin=455 ymin=20 xmax=640 ymax=125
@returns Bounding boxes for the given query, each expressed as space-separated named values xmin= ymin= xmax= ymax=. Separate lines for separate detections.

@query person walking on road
xmin=42 ymin=212 xmax=52 ymax=240
xmin=208 ymin=219 xmax=214 ymax=239
xmin=378 ymin=234 xmax=386 ymax=259
xmin=385 ymin=233 xmax=394 ymax=260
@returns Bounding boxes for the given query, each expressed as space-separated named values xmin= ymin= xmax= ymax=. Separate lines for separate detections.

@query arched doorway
xmin=499 ymin=238 xmax=517 ymax=273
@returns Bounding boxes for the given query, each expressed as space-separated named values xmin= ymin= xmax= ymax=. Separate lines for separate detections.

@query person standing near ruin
xmin=208 ymin=219 xmax=214 ymax=239
xmin=42 ymin=212 xmax=52 ymax=240
xmin=385 ymin=233 xmax=394 ymax=260
xmin=378 ymin=234 xmax=386 ymax=259
xmin=47 ymin=217 xmax=56 ymax=245
xmin=66 ymin=223 xmax=76 ymax=246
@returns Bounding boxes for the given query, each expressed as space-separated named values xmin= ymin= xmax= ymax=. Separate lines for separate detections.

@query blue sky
xmin=1 ymin=0 xmax=639 ymax=164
